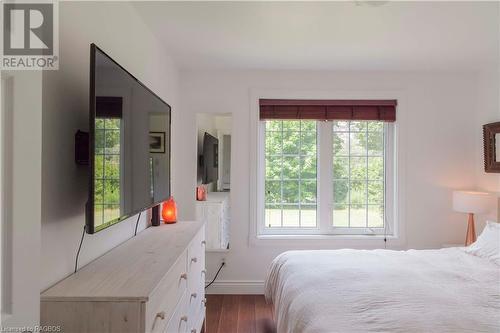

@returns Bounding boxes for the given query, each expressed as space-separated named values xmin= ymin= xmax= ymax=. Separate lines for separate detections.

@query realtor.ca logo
xmin=1 ymin=0 xmax=59 ymax=70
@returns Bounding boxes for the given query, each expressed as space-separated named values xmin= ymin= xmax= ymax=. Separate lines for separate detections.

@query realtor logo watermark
xmin=1 ymin=0 xmax=59 ymax=70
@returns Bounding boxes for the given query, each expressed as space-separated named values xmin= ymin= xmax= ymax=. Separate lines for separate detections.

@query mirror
xmin=483 ymin=122 xmax=500 ymax=173
xmin=195 ymin=113 xmax=232 ymax=251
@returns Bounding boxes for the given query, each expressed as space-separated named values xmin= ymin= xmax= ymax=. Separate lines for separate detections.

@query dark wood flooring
xmin=206 ymin=295 xmax=276 ymax=333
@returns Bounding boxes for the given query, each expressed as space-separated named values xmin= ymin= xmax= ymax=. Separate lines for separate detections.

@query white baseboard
xmin=205 ymin=280 xmax=265 ymax=295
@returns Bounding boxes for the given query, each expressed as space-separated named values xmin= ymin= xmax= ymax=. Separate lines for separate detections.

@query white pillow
xmin=465 ymin=221 xmax=500 ymax=265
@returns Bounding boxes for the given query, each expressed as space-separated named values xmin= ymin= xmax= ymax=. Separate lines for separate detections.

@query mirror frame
xmin=483 ymin=121 xmax=500 ymax=173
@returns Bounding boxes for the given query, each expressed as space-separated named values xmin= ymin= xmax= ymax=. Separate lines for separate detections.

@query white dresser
xmin=195 ymin=192 xmax=229 ymax=250
xmin=41 ymin=222 xmax=206 ymax=333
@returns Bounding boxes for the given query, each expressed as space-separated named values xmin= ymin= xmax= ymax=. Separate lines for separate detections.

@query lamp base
xmin=465 ymin=213 xmax=476 ymax=246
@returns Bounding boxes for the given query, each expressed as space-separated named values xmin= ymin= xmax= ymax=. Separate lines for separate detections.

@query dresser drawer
xmin=146 ymin=250 xmax=188 ymax=333
xmin=187 ymin=283 xmax=205 ymax=333
xmin=187 ymin=228 xmax=205 ymax=293
xmin=164 ymin=291 xmax=189 ymax=333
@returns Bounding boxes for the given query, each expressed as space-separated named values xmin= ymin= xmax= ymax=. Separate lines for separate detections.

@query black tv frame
xmin=86 ymin=43 xmax=172 ymax=234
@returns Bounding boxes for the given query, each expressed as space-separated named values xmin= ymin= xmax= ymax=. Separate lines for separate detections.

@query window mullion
xmin=318 ymin=121 xmax=333 ymax=234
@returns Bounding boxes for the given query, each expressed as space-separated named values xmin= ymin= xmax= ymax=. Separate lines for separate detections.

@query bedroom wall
xmin=41 ymin=2 xmax=180 ymax=290
xmin=179 ymin=70 xmax=491 ymax=293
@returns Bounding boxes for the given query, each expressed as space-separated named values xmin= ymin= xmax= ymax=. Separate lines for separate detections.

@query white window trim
xmin=248 ymin=89 xmax=407 ymax=248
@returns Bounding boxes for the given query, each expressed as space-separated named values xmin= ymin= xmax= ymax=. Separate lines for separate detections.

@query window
xmin=261 ymin=119 xmax=394 ymax=236
xmin=332 ymin=121 xmax=387 ymax=232
xmin=264 ymin=120 xmax=317 ymax=229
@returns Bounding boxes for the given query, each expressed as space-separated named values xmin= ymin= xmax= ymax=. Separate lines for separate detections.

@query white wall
xmin=41 ymin=2 xmax=180 ymax=290
xmin=1 ymin=72 xmax=42 ymax=327
xmin=179 ymin=70 xmax=495 ymax=292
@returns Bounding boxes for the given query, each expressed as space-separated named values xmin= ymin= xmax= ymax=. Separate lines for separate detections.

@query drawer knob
xmin=191 ymin=292 xmax=197 ymax=298
xmin=191 ymin=257 xmax=198 ymax=263
xmin=201 ymin=269 xmax=207 ymax=275
xmin=180 ymin=315 xmax=188 ymax=322
xmin=201 ymin=298 xmax=207 ymax=306
xmin=180 ymin=273 xmax=188 ymax=280
xmin=156 ymin=311 xmax=166 ymax=320
xmin=201 ymin=240 xmax=206 ymax=246
xmin=191 ymin=329 xmax=197 ymax=333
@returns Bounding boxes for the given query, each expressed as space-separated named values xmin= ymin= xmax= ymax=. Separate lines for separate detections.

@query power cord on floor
xmin=74 ymin=225 xmax=86 ymax=273
xmin=205 ymin=262 xmax=225 ymax=289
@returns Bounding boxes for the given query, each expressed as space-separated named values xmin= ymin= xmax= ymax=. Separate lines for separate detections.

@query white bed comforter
xmin=265 ymin=248 xmax=500 ymax=333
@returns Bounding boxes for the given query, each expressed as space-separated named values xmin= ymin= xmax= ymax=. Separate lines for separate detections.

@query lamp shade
xmin=452 ymin=191 xmax=493 ymax=214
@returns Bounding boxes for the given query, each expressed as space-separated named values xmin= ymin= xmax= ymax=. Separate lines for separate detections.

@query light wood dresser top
xmin=41 ymin=221 xmax=204 ymax=302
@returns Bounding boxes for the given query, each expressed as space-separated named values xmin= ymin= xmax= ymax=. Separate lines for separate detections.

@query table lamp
xmin=452 ymin=191 xmax=493 ymax=246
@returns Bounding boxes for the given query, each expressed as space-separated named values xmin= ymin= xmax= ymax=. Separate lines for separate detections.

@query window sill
xmin=257 ymin=234 xmax=395 ymax=240
xmin=249 ymin=233 xmax=404 ymax=248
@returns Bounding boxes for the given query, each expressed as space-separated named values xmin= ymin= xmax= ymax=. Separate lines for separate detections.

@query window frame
xmin=257 ymin=119 xmax=395 ymax=237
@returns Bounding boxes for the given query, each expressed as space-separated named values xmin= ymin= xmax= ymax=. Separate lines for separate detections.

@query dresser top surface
xmin=41 ymin=221 xmax=204 ymax=302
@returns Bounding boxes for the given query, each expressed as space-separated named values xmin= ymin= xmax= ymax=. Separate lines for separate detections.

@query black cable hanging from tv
xmin=74 ymin=225 xmax=86 ymax=273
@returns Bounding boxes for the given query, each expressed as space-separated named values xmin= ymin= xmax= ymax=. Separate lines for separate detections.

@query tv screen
xmin=87 ymin=44 xmax=171 ymax=234
xmin=202 ymin=132 xmax=218 ymax=185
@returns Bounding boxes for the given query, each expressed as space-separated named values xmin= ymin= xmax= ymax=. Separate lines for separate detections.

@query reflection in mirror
xmin=195 ymin=113 xmax=232 ymax=251
xmin=496 ymin=133 xmax=500 ymax=162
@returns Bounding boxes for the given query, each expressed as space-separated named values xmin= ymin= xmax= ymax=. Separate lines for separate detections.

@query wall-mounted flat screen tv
xmin=87 ymin=44 xmax=171 ymax=234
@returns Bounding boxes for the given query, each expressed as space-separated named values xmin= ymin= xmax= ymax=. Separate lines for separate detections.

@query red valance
xmin=259 ymin=99 xmax=396 ymax=122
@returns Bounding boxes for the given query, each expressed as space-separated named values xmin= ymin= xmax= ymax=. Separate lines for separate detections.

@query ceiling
xmin=133 ymin=1 xmax=499 ymax=71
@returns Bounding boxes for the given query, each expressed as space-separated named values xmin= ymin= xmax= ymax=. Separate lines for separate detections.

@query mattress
xmin=265 ymin=248 xmax=500 ymax=333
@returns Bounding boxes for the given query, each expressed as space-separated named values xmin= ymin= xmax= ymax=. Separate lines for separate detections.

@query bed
xmin=265 ymin=223 xmax=500 ymax=333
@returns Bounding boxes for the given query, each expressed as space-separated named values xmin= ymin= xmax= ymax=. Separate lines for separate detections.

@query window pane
xmin=300 ymin=132 xmax=316 ymax=155
xmin=333 ymin=121 xmax=349 ymax=132
xmin=301 ymin=121 xmax=316 ymax=132
xmin=283 ymin=156 xmax=299 ymax=179
xmin=282 ymin=205 xmax=300 ymax=227
xmin=300 ymin=205 xmax=316 ymax=227
xmin=350 ymin=157 xmax=367 ymax=180
xmin=350 ymin=121 xmax=367 ymax=132
xmin=301 ymin=180 xmax=317 ymax=203
xmin=264 ymin=120 xmax=317 ymax=230
xmin=266 ymin=120 xmax=282 ymax=132
xmin=95 ymin=129 xmax=105 ymax=149
xmin=265 ymin=131 xmax=282 ymax=155
xmin=333 ymin=132 xmax=349 ymax=156
xmin=368 ymin=157 xmax=383 ymax=180
xmin=332 ymin=121 xmax=386 ymax=231
xmin=265 ymin=204 xmax=282 ymax=227
xmin=367 ymin=122 xmax=383 ymax=132
xmin=283 ymin=180 xmax=299 ymax=203
xmin=350 ymin=132 xmax=366 ymax=156
xmin=283 ymin=120 xmax=300 ymax=131
xmin=368 ymin=205 xmax=384 ymax=228
xmin=333 ymin=180 xmax=349 ymax=204
xmin=265 ymin=180 xmax=281 ymax=203
xmin=94 ymin=205 xmax=104 ymax=227
xmin=333 ymin=157 xmax=349 ymax=179
xmin=283 ymin=131 xmax=300 ymax=155
xmin=95 ymin=155 xmax=104 ymax=179
xmin=333 ymin=204 xmax=349 ymax=227
xmin=300 ymin=155 xmax=316 ymax=179
xmin=367 ymin=132 xmax=383 ymax=156
xmin=350 ymin=180 xmax=367 ymax=205
xmin=368 ymin=181 xmax=384 ymax=204
xmin=350 ymin=204 xmax=367 ymax=227
xmin=94 ymin=179 xmax=103 ymax=204
xmin=265 ymin=156 xmax=281 ymax=180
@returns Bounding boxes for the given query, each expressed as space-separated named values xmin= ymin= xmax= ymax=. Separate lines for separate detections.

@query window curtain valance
xmin=259 ymin=99 xmax=397 ymax=122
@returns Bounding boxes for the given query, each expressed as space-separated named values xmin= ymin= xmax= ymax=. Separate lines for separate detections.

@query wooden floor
xmin=206 ymin=295 xmax=276 ymax=333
